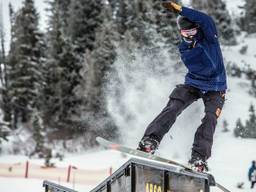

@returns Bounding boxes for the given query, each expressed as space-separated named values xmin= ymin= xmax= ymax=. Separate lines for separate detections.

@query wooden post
xmin=67 ymin=165 xmax=71 ymax=183
xmin=25 ymin=161 xmax=29 ymax=178
xmin=109 ymin=167 xmax=113 ymax=176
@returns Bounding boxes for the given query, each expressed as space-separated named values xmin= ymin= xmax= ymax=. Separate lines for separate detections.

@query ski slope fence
xmin=0 ymin=161 xmax=112 ymax=185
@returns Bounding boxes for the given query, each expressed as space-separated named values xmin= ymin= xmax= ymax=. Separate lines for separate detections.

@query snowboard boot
xmin=189 ymin=154 xmax=209 ymax=173
xmin=137 ymin=135 xmax=160 ymax=154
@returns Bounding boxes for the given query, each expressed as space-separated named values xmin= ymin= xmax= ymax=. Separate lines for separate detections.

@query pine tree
xmin=191 ymin=0 xmax=208 ymax=10
xmin=1 ymin=3 xmax=15 ymax=123
xmin=76 ymin=3 xmax=119 ymax=140
xmin=153 ymin=0 xmax=181 ymax=46
xmin=68 ymin=0 xmax=103 ymax=52
xmin=57 ymin=0 xmax=71 ymax=33
xmin=0 ymin=1 xmax=5 ymax=85
xmin=234 ymin=104 xmax=256 ymax=138
xmin=0 ymin=0 xmax=10 ymax=137
xmin=191 ymin=0 xmax=236 ymax=45
xmin=50 ymin=0 xmax=107 ymax=134
xmin=0 ymin=2 xmax=11 ymax=145
xmin=43 ymin=0 xmax=79 ymax=130
xmin=245 ymin=104 xmax=256 ymax=138
xmin=113 ymin=0 xmax=151 ymax=47
xmin=207 ymin=0 xmax=236 ymax=45
xmin=7 ymin=0 xmax=45 ymax=127
xmin=244 ymin=0 xmax=256 ymax=33
xmin=234 ymin=118 xmax=245 ymax=137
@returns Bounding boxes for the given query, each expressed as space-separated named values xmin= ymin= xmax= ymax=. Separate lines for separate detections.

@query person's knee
xmin=165 ymin=99 xmax=184 ymax=115
xmin=202 ymin=112 xmax=217 ymax=125
xmin=201 ymin=112 xmax=217 ymax=142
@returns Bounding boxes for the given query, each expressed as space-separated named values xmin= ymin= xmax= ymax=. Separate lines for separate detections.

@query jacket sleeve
xmin=180 ymin=7 xmax=218 ymax=43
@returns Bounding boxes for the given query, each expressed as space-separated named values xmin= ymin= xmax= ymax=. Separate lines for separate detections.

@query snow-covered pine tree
xmin=57 ymin=0 xmax=71 ymax=34
xmin=191 ymin=0 xmax=208 ymax=10
xmin=112 ymin=0 xmax=180 ymax=59
xmin=153 ymin=0 xmax=181 ymax=46
xmin=76 ymin=2 xmax=118 ymax=141
xmin=151 ymin=0 xmax=181 ymax=61
xmin=244 ymin=104 xmax=256 ymax=138
xmin=0 ymin=1 xmax=5 ymax=85
xmin=53 ymin=0 xmax=110 ymax=134
xmin=8 ymin=3 xmax=15 ymax=50
xmin=244 ymin=0 xmax=256 ymax=33
xmin=111 ymin=0 xmax=150 ymax=49
xmin=0 ymin=3 xmax=11 ymax=144
xmin=207 ymin=0 xmax=236 ymax=45
xmin=0 ymin=4 xmax=11 ymax=140
xmin=43 ymin=0 xmax=80 ymax=131
xmin=191 ymin=0 xmax=236 ymax=45
xmin=234 ymin=105 xmax=256 ymax=138
xmin=234 ymin=118 xmax=245 ymax=137
xmin=68 ymin=0 xmax=103 ymax=52
xmin=7 ymin=0 xmax=45 ymax=128
xmin=1 ymin=3 xmax=15 ymax=123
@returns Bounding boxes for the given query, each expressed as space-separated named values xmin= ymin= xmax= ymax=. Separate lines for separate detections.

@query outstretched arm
xmin=162 ymin=1 xmax=218 ymax=43
xmin=180 ymin=7 xmax=218 ymax=43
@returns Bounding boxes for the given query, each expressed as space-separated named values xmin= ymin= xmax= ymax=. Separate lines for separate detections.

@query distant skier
xmin=248 ymin=161 xmax=256 ymax=188
xmin=137 ymin=1 xmax=227 ymax=172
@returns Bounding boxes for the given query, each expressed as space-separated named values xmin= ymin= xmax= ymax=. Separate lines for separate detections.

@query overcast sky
xmin=1 ymin=0 xmax=48 ymax=52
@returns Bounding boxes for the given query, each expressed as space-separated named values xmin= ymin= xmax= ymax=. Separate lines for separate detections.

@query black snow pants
xmin=144 ymin=84 xmax=225 ymax=160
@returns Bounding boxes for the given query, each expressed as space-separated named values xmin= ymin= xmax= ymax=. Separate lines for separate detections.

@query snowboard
xmin=96 ymin=136 xmax=231 ymax=192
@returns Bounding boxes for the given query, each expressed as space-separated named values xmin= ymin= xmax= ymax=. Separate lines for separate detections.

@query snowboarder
xmin=137 ymin=1 xmax=227 ymax=172
xmin=248 ymin=161 xmax=256 ymax=188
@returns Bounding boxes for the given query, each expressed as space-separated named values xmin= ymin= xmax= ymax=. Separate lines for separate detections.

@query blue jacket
xmin=179 ymin=7 xmax=227 ymax=92
xmin=248 ymin=164 xmax=256 ymax=181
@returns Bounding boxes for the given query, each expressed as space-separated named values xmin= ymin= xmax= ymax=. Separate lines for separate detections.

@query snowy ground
xmin=0 ymin=150 xmax=128 ymax=192
xmin=0 ymin=136 xmax=255 ymax=192
xmin=0 ymin=177 xmax=95 ymax=192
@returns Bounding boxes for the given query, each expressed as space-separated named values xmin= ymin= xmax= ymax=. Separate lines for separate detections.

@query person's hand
xmin=161 ymin=1 xmax=182 ymax=13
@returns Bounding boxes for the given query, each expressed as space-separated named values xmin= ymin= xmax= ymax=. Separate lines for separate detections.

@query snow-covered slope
xmin=224 ymin=33 xmax=256 ymax=71
xmin=0 ymin=134 xmax=256 ymax=192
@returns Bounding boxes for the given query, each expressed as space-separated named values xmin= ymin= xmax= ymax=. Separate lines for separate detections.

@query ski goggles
xmin=180 ymin=27 xmax=198 ymax=38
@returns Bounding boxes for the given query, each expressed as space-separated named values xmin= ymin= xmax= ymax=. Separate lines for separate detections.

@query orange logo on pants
xmin=216 ymin=108 xmax=222 ymax=118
